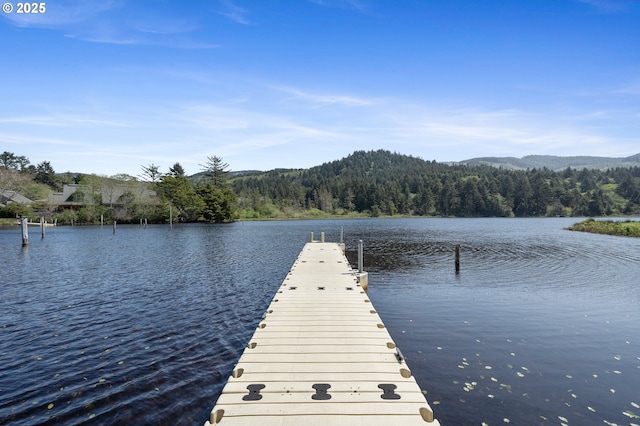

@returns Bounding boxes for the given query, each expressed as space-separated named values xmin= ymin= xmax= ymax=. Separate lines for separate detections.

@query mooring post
xmin=310 ymin=232 xmax=314 ymax=242
xmin=320 ymin=232 xmax=325 ymax=243
xmin=455 ymin=244 xmax=461 ymax=274
xmin=140 ymin=218 xmax=143 ymax=226
xmin=113 ymin=220 xmax=117 ymax=234
xmin=101 ymin=214 xmax=104 ymax=226
xmin=144 ymin=218 xmax=148 ymax=228
xmin=40 ymin=216 xmax=45 ymax=238
xmin=21 ymin=217 xmax=28 ymax=246
xmin=356 ymin=239 xmax=368 ymax=291
xmin=338 ymin=226 xmax=346 ymax=253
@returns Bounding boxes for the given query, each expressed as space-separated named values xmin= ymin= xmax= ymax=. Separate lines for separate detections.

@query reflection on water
xmin=1 ymin=218 xmax=639 ymax=425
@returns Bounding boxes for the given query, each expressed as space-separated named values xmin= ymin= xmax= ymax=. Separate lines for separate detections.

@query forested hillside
xmin=232 ymin=150 xmax=640 ymax=218
xmin=4 ymin=149 xmax=640 ymax=223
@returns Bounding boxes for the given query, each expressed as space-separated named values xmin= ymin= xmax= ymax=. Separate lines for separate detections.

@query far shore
xmin=568 ymin=218 xmax=640 ymax=237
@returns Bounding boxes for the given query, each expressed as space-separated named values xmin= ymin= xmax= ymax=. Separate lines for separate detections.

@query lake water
xmin=1 ymin=218 xmax=639 ymax=425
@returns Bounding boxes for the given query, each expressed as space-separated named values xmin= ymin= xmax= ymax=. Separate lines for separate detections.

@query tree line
xmin=3 ymin=149 xmax=640 ymax=223
xmin=1 ymin=152 xmax=237 ymax=224
xmin=231 ymin=150 xmax=640 ymax=218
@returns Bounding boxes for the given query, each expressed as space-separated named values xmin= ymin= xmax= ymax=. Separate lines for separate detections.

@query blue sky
xmin=1 ymin=0 xmax=639 ymax=177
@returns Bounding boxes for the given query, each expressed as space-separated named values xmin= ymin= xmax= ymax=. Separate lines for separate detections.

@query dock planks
xmin=204 ymin=241 xmax=440 ymax=425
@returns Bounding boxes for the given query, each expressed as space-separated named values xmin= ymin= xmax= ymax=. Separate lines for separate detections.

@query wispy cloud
xmin=0 ymin=132 xmax=78 ymax=147
xmin=613 ymin=79 xmax=640 ymax=96
xmin=308 ymin=0 xmax=369 ymax=13
xmin=3 ymin=65 xmax=637 ymax=175
xmin=574 ymin=0 xmax=637 ymax=13
xmin=217 ymin=0 xmax=253 ymax=25
xmin=1 ymin=0 xmax=116 ymax=28
xmin=2 ymin=0 xmax=218 ymax=48
xmin=0 ymin=114 xmax=129 ymax=128
xmin=276 ymin=86 xmax=374 ymax=107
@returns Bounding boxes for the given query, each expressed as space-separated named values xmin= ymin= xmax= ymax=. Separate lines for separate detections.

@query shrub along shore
xmin=568 ymin=218 xmax=640 ymax=237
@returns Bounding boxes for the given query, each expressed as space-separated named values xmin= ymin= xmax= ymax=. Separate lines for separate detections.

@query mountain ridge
xmin=459 ymin=153 xmax=640 ymax=171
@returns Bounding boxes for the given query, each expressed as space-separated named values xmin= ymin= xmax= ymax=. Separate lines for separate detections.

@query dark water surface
xmin=1 ymin=218 xmax=639 ymax=425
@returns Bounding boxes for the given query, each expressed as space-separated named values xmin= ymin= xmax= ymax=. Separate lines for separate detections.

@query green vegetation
xmin=231 ymin=150 xmax=640 ymax=218
xmin=3 ymin=149 xmax=640 ymax=223
xmin=568 ymin=218 xmax=640 ymax=237
xmin=1 ymin=152 xmax=237 ymax=225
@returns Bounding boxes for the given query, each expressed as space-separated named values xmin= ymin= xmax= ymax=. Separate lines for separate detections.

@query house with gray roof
xmin=0 ymin=190 xmax=34 ymax=207
xmin=47 ymin=184 xmax=95 ymax=208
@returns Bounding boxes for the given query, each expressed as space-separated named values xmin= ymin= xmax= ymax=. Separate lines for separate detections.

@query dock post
xmin=338 ymin=226 xmax=345 ymax=253
xmin=21 ymin=217 xmax=28 ymax=246
xmin=101 ymin=214 xmax=104 ymax=226
xmin=113 ymin=220 xmax=117 ymax=234
xmin=40 ymin=216 xmax=45 ymax=238
xmin=356 ymin=239 xmax=368 ymax=291
xmin=310 ymin=232 xmax=314 ymax=242
xmin=455 ymin=244 xmax=461 ymax=274
xmin=320 ymin=232 xmax=325 ymax=243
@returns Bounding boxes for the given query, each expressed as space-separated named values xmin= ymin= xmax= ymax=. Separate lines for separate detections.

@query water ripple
xmin=2 ymin=219 xmax=639 ymax=425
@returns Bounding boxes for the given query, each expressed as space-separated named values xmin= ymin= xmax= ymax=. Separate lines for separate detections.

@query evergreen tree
xmin=168 ymin=162 xmax=186 ymax=178
xmin=140 ymin=164 xmax=161 ymax=183
xmin=0 ymin=151 xmax=30 ymax=171
xmin=201 ymin=155 xmax=230 ymax=187
xmin=197 ymin=183 xmax=237 ymax=222
xmin=34 ymin=161 xmax=59 ymax=189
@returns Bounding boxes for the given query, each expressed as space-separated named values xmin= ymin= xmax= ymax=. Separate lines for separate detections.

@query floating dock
xmin=205 ymin=238 xmax=440 ymax=425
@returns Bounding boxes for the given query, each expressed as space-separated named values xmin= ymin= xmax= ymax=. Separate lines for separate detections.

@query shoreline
xmin=568 ymin=218 xmax=640 ymax=237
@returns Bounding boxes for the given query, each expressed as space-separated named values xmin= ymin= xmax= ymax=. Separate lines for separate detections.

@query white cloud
xmin=308 ymin=0 xmax=369 ymax=13
xmin=2 ymin=0 xmax=218 ymax=48
xmin=276 ymin=86 xmax=374 ymax=107
xmin=0 ymin=114 xmax=129 ymax=128
xmin=3 ymin=65 xmax=638 ymax=176
xmin=1 ymin=0 xmax=116 ymax=28
xmin=217 ymin=0 xmax=253 ymax=25
xmin=574 ymin=0 xmax=637 ymax=12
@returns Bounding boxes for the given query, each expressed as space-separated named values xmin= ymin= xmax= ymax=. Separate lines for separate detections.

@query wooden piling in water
xmin=113 ymin=220 xmax=117 ymax=234
xmin=40 ymin=216 xmax=45 ymax=238
xmin=21 ymin=217 xmax=28 ymax=246
xmin=455 ymin=244 xmax=461 ymax=274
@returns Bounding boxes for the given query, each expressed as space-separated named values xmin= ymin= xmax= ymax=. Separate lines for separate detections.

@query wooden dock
xmin=204 ymin=239 xmax=440 ymax=425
